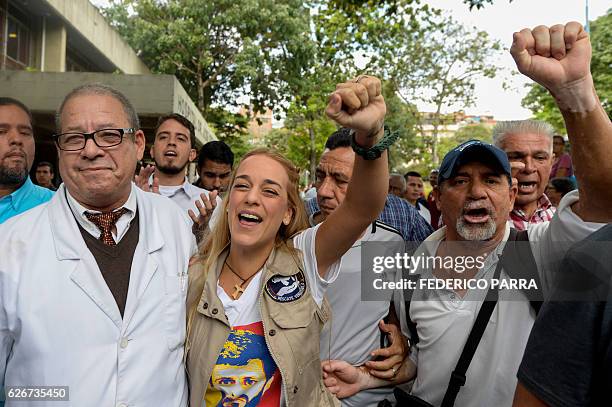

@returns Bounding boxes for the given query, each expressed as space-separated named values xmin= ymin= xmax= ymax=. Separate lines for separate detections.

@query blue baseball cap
xmin=438 ymin=140 xmax=511 ymax=184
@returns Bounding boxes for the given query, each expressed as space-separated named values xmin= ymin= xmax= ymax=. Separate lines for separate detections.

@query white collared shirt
xmin=65 ymin=185 xmax=137 ymax=243
xmin=397 ymin=190 xmax=606 ymax=407
xmin=157 ymin=178 xmax=221 ymax=226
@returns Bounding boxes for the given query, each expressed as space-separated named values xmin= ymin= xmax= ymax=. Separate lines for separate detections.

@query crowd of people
xmin=0 ymin=21 xmax=611 ymax=407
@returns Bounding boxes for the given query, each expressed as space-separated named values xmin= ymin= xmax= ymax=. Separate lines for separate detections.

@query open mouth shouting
xmin=164 ymin=150 xmax=178 ymax=158
xmin=517 ymin=180 xmax=538 ymax=194
xmin=462 ymin=206 xmax=492 ymax=224
xmin=238 ymin=211 xmax=263 ymax=227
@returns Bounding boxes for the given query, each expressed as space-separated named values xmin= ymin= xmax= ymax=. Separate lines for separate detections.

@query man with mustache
xmin=492 ymin=119 xmax=557 ymax=230
xmin=322 ymin=21 xmax=612 ymax=407
xmin=0 ymin=98 xmax=53 ymax=224
xmin=0 ymin=84 xmax=196 ymax=406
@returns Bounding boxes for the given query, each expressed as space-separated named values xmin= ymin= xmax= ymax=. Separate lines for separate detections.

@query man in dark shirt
xmin=193 ymin=140 xmax=234 ymax=195
xmin=514 ymin=224 xmax=612 ymax=407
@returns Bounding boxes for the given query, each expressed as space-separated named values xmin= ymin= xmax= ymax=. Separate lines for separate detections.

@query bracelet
xmin=350 ymin=126 xmax=399 ymax=160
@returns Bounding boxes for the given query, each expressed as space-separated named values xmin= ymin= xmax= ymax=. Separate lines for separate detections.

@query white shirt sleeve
xmin=528 ymin=190 xmax=606 ymax=294
xmin=292 ymin=223 xmax=342 ymax=307
xmin=208 ymin=195 xmax=223 ymax=230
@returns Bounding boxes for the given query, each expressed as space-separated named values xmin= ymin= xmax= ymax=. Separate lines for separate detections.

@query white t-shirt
xmin=206 ymin=223 xmax=341 ymax=407
xmin=319 ymin=220 xmax=404 ymax=407
xmin=397 ymin=190 xmax=605 ymax=407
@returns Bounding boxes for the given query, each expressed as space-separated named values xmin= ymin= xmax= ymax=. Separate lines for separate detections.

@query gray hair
xmin=55 ymin=83 xmax=140 ymax=133
xmin=492 ymin=120 xmax=555 ymax=152
xmin=389 ymin=173 xmax=407 ymax=192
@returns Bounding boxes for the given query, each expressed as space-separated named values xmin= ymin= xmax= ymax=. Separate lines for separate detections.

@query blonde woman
xmin=186 ymin=76 xmax=393 ymax=407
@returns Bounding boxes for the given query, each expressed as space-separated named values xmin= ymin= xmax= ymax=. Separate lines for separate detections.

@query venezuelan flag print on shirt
xmin=205 ymin=321 xmax=281 ymax=406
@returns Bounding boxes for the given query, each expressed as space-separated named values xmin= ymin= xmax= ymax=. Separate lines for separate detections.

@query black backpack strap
xmin=403 ymin=271 xmax=421 ymax=346
xmin=440 ymin=258 xmax=503 ymax=407
xmin=502 ymin=228 xmax=542 ymax=314
xmin=402 ymin=241 xmax=422 ymax=346
xmin=441 ymin=228 xmax=542 ymax=406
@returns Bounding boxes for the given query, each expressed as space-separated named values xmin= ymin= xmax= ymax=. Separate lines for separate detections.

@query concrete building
xmin=239 ymin=106 xmax=274 ymax=142
xmin=419 ymin=110 xmax=497 ymax=139
xmin=1 ymin=0 xmax=214 ymax=180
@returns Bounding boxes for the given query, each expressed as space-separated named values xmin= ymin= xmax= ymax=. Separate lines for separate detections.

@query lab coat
xmin=0 ymin=184 xmax=196 ymax=407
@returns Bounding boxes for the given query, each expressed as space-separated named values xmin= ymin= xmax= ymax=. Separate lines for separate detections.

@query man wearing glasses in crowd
xmin=0 ymin=84 xmax=195 ymax=406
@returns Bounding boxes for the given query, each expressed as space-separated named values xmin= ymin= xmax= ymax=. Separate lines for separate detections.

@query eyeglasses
xmin=53 ymin=128 xmax=135 ymax=151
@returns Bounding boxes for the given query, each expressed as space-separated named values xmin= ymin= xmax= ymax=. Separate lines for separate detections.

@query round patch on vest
xmin=265 ymin=272 xmax=306 ymax=303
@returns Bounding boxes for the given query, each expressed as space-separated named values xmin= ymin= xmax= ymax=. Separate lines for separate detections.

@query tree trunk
xmin=431 ymin=124 xmax=439 ymax=168
xmin=431 ymin=104 xmax=443 ymax=168
xmin=197 ymin=69 xmax=205 ymax=112
xmin=308 ymin=125 xmax=317 ymax=185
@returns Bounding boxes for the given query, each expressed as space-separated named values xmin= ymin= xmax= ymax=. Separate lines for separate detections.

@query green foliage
xmin=276 ymin=0 xmax=437 ymax=179
xmin=590 ymin=11 xmax=612 ymax=117
xmin=327 ymin=0 xmax=513 ymax=12
xmin=522 ymin=11 xmax=612 ymax=133
xmin=101 ymin=0 xmax=502 ymax=174
xmin=264 ymin=120 xmax=335 ymax=176
xmin=463 ymin=0 xmax=512 ymax=10
xmin=382 ymin=82 xmax=420 ymax=172
xmin=521 ymin=85 xmax=566 ymax=133
xmin=103 ymin=0 xmax=314 ymax=134
xmin=204 ymin=108 xmax=252 ymax=161
xmin=454 ymin=124 xmax=492 ymax=144
xmin=372 ymin=14 xmax=502 ymax=166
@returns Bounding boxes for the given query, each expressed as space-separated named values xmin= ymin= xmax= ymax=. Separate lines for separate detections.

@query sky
xmin=90 ymin=0 xmax=610 ymax=120
xmin=422 ymin=0 xmax=610 ymax=119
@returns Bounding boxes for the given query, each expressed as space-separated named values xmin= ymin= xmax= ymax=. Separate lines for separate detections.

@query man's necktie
xmin=85 ymin=208 xmax=128 ymax=246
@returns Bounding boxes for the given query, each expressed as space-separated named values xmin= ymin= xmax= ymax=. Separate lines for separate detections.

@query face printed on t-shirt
xmin=206 ymin=322 xmax=281 ymax=406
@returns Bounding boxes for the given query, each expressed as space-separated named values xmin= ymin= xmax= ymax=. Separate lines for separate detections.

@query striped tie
xmin=85 ymin=208 xmax=128 ymax=245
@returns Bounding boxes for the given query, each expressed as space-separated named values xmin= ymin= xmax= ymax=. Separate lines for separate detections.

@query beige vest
xmin=186 ymin=243 xmax=340 ymax=407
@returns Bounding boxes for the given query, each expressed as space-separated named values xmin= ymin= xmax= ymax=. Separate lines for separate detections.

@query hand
xmin=365 ymin=320 xmax=408 ymax=379
xmin=189 ymin=191 xmax=219 ymax=241
xmin=321 ymin=360 xmax=370 ymax=399
xmin=509 ymin=161 xmax=526 ymax=190
xmin=134 ymin=164 xmax=159 ymax=194
xmin=325 ymin=75 xmax=386 ymax=147
xmin=510 ymin=22 xmax=595 ymax=111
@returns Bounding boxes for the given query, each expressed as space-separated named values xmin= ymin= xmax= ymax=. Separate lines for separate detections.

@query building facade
xmin=1 ymin=0 xmax=214 ymax=181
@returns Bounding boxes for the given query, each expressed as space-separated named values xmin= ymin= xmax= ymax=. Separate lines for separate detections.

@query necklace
xmin=224 ymin=259 xmax=256 ymax=300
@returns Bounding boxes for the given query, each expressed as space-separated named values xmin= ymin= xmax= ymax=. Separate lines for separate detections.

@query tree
xmin=522 ymin=11 xmax=612 ymax=133
xmin=382 ymin=82 xmax=420 ymax=172
xmin=279 ymin=57 xmax=348 ymax=183
xmin=327 ymin=0 xmax=513 ymax=12
xmin=103 ymin=0 xmax=314 ymax=137
xmin=278 ymin=0 xmax=435 ymax=181
xmin=454 ymin=123 xmax=493 ymax=143
xmin=463 ymin=0 xmax=513 ymax=10
xmin=373 ymin=15 xmax=502 ymax=167
xmin=303 ymin=0 xmax=435 ymax=175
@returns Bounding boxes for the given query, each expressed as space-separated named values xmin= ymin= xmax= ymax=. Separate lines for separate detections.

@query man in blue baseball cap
xmin=434 ymin=139 xmax=515 ymax=242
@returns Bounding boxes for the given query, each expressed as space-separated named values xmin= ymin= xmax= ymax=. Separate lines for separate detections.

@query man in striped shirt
xmin=492 ymin=120 xmax=557 ymax=230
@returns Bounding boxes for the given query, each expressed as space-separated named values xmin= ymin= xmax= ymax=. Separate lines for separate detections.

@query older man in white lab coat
xmin=0 ymin=84 xmax=196 ymax=406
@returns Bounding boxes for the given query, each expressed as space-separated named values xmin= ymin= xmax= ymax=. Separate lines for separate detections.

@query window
xmin=0 ymin=6 xmax=5 ymax=59
xmin=6 ymin=14 xmax=29 ymax=66
xmin=3 ymin=4 xmax=30 ymax=68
